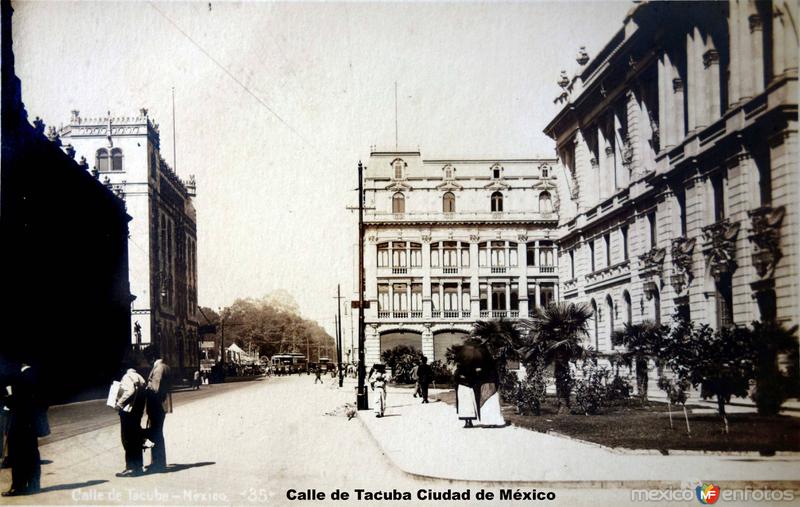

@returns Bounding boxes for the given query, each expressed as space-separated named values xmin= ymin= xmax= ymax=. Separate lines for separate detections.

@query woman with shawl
xmin=453 ymin=339 xmax=505 ymax=428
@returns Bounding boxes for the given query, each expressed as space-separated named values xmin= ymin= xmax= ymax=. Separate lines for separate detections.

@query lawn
xmin=435 ymin=390 xmax=800 ymax=454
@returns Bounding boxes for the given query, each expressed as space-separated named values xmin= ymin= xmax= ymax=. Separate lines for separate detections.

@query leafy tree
xmin=520 ymin=302 xmax=593 ymax=413
xmin=657 ymin=375 xmax=692 ymax=435
xmin=747 ymin=321 xmax=799 ymax=416
xmin=381 ymin=345 xmax=423 ymax=384
xmin=661 ymin=319 xmax=754 ymax=433
xmin=611 ymin=321 xmax=667 ymax=403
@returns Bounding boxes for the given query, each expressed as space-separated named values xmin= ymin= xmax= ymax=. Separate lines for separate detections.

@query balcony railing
xmin=441 ymin=267 xmax=459 ymax=274
xmin=492 ymin=310 xmax=507 ymax=318
xmin=491 ymin=267 xmax=507 ymax=274
xmin=479 ymin=310 xmax=490 ymax=318
xmin=391 ymin=267 xmax=408 ymax=274
xmin=410 ymin=311 xmax=423 ymax=318
xmin=442 ymin=310 xmax=459 ymax=318
xmin=432 ymin=310 xmax=441 ymax=318
xmin=392 ymin=311 xmax=408 ymax=319
xmin=378 ymin=311 xmax=391 ymax=318
xmin=539 ymin=265 xmax=556 ymax=274
xmin=462 ymin=310 xmax=471 ymax=318
xmin=509 ymin=310 xmax=519 ymax=318
xmin=364 ymin=210 xmax=558 ymax=224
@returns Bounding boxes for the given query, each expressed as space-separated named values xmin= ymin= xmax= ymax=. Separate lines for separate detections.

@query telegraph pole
xmin=356 ymin=161 xmax=368 ymax=410
xmin=336 ymin=284 xmax=344 ymax=387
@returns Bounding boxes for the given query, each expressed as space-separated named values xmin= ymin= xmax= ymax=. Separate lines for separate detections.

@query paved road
xmin=1 ymin=375 xmax=633 ymax=506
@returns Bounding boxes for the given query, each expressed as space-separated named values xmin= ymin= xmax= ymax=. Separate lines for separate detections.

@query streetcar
xmin=270 ymin=353 xmax=307 ymax=374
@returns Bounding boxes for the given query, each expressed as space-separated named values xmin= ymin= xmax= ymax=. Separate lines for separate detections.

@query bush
xmin=499 ymin=368 xmax=520 ymax=403
xmin=573 ymin=360 xmax=610 ymax=415
xmin=380 ymin=345 xmax=423 ymax=384
xmin=429 ymin=360 xmax=453 ymax=385
xmin=606 ymin=375 xmax=632 ymax=403
xmin=514 ymin=360 xmax=548 ymax=415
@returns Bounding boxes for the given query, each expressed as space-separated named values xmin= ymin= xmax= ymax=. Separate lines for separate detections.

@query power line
xmin=148 ymin=2 xmax=318 ymax=153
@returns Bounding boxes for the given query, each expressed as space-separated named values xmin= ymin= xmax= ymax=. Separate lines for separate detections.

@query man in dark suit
xmin=2 ymin=362 xmax=41 ymax=496
xmin=417 ymin=356 xmax=432 ymax=404
xmin=144 ymin=347 xmax=170 ymax=473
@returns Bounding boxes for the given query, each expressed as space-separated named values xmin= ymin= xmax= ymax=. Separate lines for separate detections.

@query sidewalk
xmin=357 ymin=385 xmax=800 ymax=486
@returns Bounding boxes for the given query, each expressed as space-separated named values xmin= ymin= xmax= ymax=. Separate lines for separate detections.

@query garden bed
xmin=435 ymin=390 xmax=800 ymax=453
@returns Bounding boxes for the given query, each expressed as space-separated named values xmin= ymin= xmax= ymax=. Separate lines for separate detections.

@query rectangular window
xmin=377 ymin=244 xmax=389 ymax=267
xmin=461 ymin=248 xmax=470 ymax=267
xmin=443 ymin=284 xmax=458 ymax=311
xmin=430 ymin=245 xmax=440 ymax=267
xmin=569 ymin=250 xmax=575 ymax=279
xmin=410 ymin=244 xmax=422 ymax=267
xmin=443 ymin=242 xmax=457 ymax=267
xmin=509 ymin=247 xmax=518 ymax=267
xmin=648 ymin=211 xmax=657 ymax=249
xmin=589 ymin=241 xmax=596 ymax=272
xmin=378 ymin=284 xmax=390 ymax=310
xmin=510 ymin=283 xmax=519 ymax=311
xmin=461 ymin=283 xmax=471 ymax=312
xmin=479 ymin=283 xmax=488 ymax=311
xmin=431 ymin=283 xmax=440 ymax=311
xmin=621 ymin=225 xmax=629 ymax=260
xmin=539 ymin=241 xmax=554 ymax=266
xmin=392 ymin=283 xmax=407 ymax=311
xmin=527 ymin=244 xmax=536 ymax=266
xmin=392 ymin=242 xmax=407 ymax=267
xmin=604 ymin=233 xmax=611 ymax=267
xmin=491 ymin=283 xmax=506 ymax=310
xmin=676 ymin=188 xmax=687 ymax=236
xmin=491 ymin=241 xmax=505 ymax=267
xmin=712 ymin=175 xmax=725 ymax=222
xmin=411 ymin=284 xmax=423 ymax=311
xmin=478 ymin=244 xmax=487 ymax=267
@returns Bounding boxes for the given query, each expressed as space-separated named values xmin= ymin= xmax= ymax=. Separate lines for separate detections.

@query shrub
xmin=606 ymin=375 xmax=632 ymax=403
xmin=499 ymin=368 xmax=520 ymax=403
xmin=514 ymin=359 xmax=548 ymax=415
xmin=573 ymin=360 xmax=610 ymax=415
xmin=429 ymin=360 xmax=453 ymax=385
xmin=380 ymin=345 xmax=423 ymax=384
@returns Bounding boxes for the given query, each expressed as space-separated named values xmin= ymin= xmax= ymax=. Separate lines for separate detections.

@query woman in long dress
xmin=455 ymin=366 xmax=478 ymax=428
xmin=454 ymin=340 xmax=506 ymax=428
xmin=368 ymin=365 xmax=387 ymax=417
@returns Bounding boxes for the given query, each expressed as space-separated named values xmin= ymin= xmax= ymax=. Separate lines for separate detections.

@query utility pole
xmin=336 ymin=284 xmax=344 ymax=387
xmin=356 ymin=161 xmax=368 ymax=410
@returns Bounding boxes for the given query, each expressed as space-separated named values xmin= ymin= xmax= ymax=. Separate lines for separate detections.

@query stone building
xmin=361 ymin=149 xmax=559 ymax=367
xmin=1 ymin=0 xmax=133 ymax=402
xmin=544 ymin=0 xmax=798 ymax=354
xmin=60 ymin=112 xmax=200 ymax=377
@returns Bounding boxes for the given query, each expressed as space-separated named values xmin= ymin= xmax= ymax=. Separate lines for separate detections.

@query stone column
xmin=727 ymin=149 xmax=759 ymax=325
xmin=685 ymin=168 xmax=710 ymax=325
xmin=534 ymin=281 xmax=541 ymax=309
xmin=470 ymin=237 xmax=480 ymax=316
xmin=573 ymin=130 xmax=592 ymax=211
xmin=422 ymin=237 xmax=432 ymax=318
xmin=769 ymin=128 xmax=798 ymax=324
xmin=422 ymin=325 xmax=434 ymax=361
xmin=703 ymin=45 xmax=721 ymax=125
xmin=728 ymin=0 xmax=743 ymax=105
xmin=747 ymin=5 xmax=765 ymax=97
xmin=687 ymin=28 xmax=705 ymax=131
xmin=365 ymin=325 xmax=380 ymax=367
xmin=671 ymin=77 xmax=686 ymax=147
xmin=505 ymin=282 xmax=511 ymax=313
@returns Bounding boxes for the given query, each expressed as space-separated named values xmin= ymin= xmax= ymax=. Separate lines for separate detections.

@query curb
xmin=544 ymin=430 xmax=800 ymax=457
xmin=355 ymin=411 xmax=800 ymax=489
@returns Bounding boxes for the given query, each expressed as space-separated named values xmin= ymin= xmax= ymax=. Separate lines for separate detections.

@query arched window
xmin=96 ymin=148 xmax=109 ymax=172
xmin=541 ymin=165 xmax=549 ymax=178
xmin=111 ymin=148 xmax=124 ymax=171
xmin=443 ymin=192 xmax=456 ymax=213
xmin=491 ymin=164 xmax=502 ymax=180
xmin=623 ymin=290 xmax=632 ymax=325
xmin=539 ymin=191 xmax=552 ymax=213
xmin=392 ymin=192 xmax=405 ymax=213
xmin=443 ymin=165 xmax=454 ymax=180
xmin=491 ymin=191 xmax=503 ymax=212
xmin=606 ymin=295 xmax=614 ymax=342
xmin=393 ymin=159 xmax=404 ymax=180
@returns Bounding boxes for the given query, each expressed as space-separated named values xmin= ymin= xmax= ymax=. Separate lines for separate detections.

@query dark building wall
xmin=1 ymin=0 xmax=132 ymax=403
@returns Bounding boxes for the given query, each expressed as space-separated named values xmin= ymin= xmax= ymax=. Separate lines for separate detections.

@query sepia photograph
xmin=1 ymin=0 xmax=798 ymax=505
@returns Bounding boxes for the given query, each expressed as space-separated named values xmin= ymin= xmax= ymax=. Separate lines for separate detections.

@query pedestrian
xmin=416 ymin=356 xmax=432 ymax=404
xmin=368 ymin=364 xmax=388 ymax=418
xmin=144 ymin=347 xmax=171 ymax=473
xmin=0 ymin=371 xmax=9 ymax=470
xmin=2 ymin=362 xmax=41 ymax=496
xmin=454 ymin=365 xmax=477 ymax=428
xmin=193 ymin=370 xmax=201 ymax=390
xmin=453 ymin=339 xmax=505 ymax=428
xmin=114 ymin=364 xmax=146 ymax=477
xmin=314 ymin=367 xmax=323 ymax=384
xmin=410 ymin=363 xmax=420 ymax=398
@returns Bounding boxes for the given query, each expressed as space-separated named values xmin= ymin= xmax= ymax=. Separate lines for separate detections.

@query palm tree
xmin=470 ymin=319 xmax=522 ymax=376
xmin=611 ymin=321 xmax=667 ymax=403
xmin=520 ymin=302 xmax=592 ymax=412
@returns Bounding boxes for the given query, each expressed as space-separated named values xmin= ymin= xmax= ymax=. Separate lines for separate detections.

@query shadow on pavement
xmin=152 ymin=462 xmax=215 ymax=474
xmin=39 ymin=479 xmax=108 ymax=493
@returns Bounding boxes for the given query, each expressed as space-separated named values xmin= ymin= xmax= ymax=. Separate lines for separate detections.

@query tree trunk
xmin=682 ymin=404 xmax=691 ymax=437
xmin=667 ymin=399 xmax=673 ymax=429
xmin=636 ymin=357 xmax=649 ymax=403
xmin=554 ymin=361 xmax=571 ymax=413
xmin=717 ymin=395 xmax=729 ymax=434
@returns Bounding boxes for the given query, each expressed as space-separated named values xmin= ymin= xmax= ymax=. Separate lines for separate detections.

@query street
xmin=1 ymin=375 xmax=634 ymax=506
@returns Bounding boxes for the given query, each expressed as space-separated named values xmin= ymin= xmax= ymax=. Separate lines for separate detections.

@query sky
xmin=12 ymin=0 xmax=633 ymax=336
